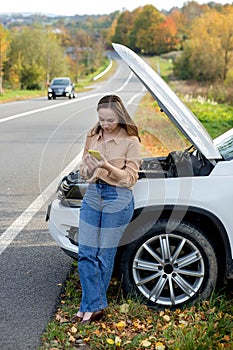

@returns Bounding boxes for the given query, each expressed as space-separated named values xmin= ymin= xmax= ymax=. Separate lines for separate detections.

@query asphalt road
xmin=0 ymin=52 xmax=146 ymax=349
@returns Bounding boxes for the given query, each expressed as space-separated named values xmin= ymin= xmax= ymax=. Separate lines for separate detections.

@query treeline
xmin=0 ymin=1 xmax=233 ymax=94
xmin=0 ymin=12 xmax=116 ymax=91
xmin=112 ymin=2 xmax=233 ymax=84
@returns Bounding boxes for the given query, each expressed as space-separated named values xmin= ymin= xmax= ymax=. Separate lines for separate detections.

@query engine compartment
xmin=57 ymin=148 xmax=214 ymax=207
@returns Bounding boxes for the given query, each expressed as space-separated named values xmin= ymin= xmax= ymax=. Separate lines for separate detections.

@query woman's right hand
xmin=84 ymin=154 xmax=98 ymax=176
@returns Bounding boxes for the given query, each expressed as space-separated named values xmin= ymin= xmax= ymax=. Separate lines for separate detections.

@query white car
xmin=46 ymin=44 xmax=233 ymax=308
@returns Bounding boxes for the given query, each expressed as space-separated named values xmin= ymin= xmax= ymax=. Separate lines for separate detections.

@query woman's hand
xmin=84 ymin=152 xmax=107 ymax=176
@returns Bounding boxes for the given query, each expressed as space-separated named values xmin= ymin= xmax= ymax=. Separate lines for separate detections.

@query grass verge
xmin=0 ymin=89 xmax=47 ymax=103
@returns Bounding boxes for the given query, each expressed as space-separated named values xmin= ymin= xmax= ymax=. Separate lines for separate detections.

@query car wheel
xmin=121 ymin=219 xmax=218 ymax=308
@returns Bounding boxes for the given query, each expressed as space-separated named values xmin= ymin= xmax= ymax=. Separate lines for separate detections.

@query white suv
xmin=46 ymin=44 xmax=233 ymax=308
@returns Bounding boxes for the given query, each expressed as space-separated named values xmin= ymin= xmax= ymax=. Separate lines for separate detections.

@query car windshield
xmin=214 ymin=128 xmax=233 ymax=160
xmin=52 ymin=79 xmax=69 ymax=85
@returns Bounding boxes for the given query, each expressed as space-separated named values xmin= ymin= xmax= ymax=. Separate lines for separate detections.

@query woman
xmin=72 ymin=95 xmax=141 ymax=325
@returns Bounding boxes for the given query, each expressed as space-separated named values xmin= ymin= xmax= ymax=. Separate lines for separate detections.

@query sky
xmin=0 ymin=0 xmax=232 ymax=16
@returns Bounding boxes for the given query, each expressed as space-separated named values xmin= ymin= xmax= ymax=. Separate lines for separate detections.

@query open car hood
xmin=112 ymin=43 xmax=222 ymax=160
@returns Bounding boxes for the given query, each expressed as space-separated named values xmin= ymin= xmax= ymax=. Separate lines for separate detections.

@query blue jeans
xmin=78 ymin=183 xmax=134 ymax=312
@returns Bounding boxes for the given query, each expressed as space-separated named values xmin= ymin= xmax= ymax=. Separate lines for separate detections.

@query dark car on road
xmin=47 ymin=77 xmax=75 ymax=100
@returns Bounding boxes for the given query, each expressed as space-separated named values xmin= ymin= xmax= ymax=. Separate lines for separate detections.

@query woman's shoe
xmin=80 ymin=310 xmax=104 ymax=325
xmin=71 ymin=315 xmax=82 ymax=323
xmin=71 ymin=312 xmax=84 ymax=323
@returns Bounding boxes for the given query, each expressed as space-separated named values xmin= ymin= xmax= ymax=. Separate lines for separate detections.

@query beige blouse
xmin=79 ymin=127 xmax=142 ymax=189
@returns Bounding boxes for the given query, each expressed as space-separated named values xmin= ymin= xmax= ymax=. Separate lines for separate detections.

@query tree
xmin=6 ymin=25 xmax=69 ymax=89
xmin=0 ymin=25 xmax=10 ymax=93
xmin=129 ymin=5 xmax=165 ymax=54
xmin=112 ymin=10 xmax=136 ymax=47
xmin=218 ymin=6 xmax=233 ymax=80
xmin=174 ymin=9 xmax=233 ymax=82
xmin=156 ymin=16 xmax=179 ymax=53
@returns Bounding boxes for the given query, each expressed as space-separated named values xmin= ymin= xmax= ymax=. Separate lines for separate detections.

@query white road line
xmin=0 ymin=93 xmax=102 ymax=124
xmin=0 ymin=151 xmax=83 ymax=255
xmin=0 ymin=72 xmax=146 ymax=255
xmin=116 ymin=71 xmax=133 ymax=92
xmin=0 ymin=71 xmax=139 ymax=125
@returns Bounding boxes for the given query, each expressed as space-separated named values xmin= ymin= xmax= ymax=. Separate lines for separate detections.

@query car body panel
xmin=112 ymin=43 xmax=222 ymax=160
xmin=48 ymin=200 xmax=79 ymax=253
xmin=48 ymin=161 xmax=233 ymax=257
xmin=214 ymin=128 xmax=233 ymax=160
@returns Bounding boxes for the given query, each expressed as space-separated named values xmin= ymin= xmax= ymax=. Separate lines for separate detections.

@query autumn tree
xmin=0 ymin=25 xmax=10 ymax=94
xmin=112 ymin=6 xmax=179 ymax=55
xmin=156 ymin=16 xmax=179 ymax=53
xmin=181 ymin=0 xmax=207 ymax=28
xmin=6 ymin=25 xmax=69 ymax=89
xmin=129 ymin=5 xmax=165 ymax=54
xmin=218 ymin=6 xmax=233 ymax=81
xmin=112 ymin=10 xmax=137 ymax=48
xmin=169 ymin=9 xmax=189 ymax=49
xmin=174 ymin=8 xmax=233 ymax=82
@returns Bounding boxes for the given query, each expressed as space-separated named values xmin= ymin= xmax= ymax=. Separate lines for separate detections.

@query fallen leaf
xmin=115 ymin=336 xmax=122 ymax=346
xmin=222 ymin=335 xmax=231 ymax=341
xmin=140 ymin=339 xmax=151 ymax=347
xmin=120 ymin=303 xmax=129 ymax=313
xmin=206 ymin=307 xmax=216 ymax=314
xmin=155 ymin=341 xmax=166 ymax=350
xmin=116 ymin=320 xmax=126 ymax=329
xmin=107 ymin=338 xmax=114 ymax=345
xmin=69 ymin=335 xmax=76 ymax=343
xmin=70 ymin=326 xmax=77 ymax=334
xmin=163 ymin=315 xmax=171 ymax=322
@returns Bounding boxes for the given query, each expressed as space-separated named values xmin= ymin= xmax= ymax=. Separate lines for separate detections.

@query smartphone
xmin=88 ymin=149 xmax=102 ymax=160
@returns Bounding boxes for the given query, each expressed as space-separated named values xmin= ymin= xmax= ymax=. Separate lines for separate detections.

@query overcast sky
xmin=0 ymin=0 xmax=232 ymax=16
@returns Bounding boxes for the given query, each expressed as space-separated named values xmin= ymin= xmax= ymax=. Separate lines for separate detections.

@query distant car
xmin=46 ymin=44 xmax=233 ymax=309
xmin=47 ymin=77 xmax=75 ymax=100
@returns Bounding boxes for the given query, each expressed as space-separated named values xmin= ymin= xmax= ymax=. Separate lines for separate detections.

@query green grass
xmin=145 ymin=56 xmax=174 ymax=82
xmin=0 ymin=89 xmax=46 ymax=103
xmin=185 ymin=99 xmax=233 ymax=138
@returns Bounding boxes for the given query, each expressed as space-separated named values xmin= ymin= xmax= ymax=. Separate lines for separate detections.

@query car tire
xmin=121 ymin=219 xmax=218 ymax=309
